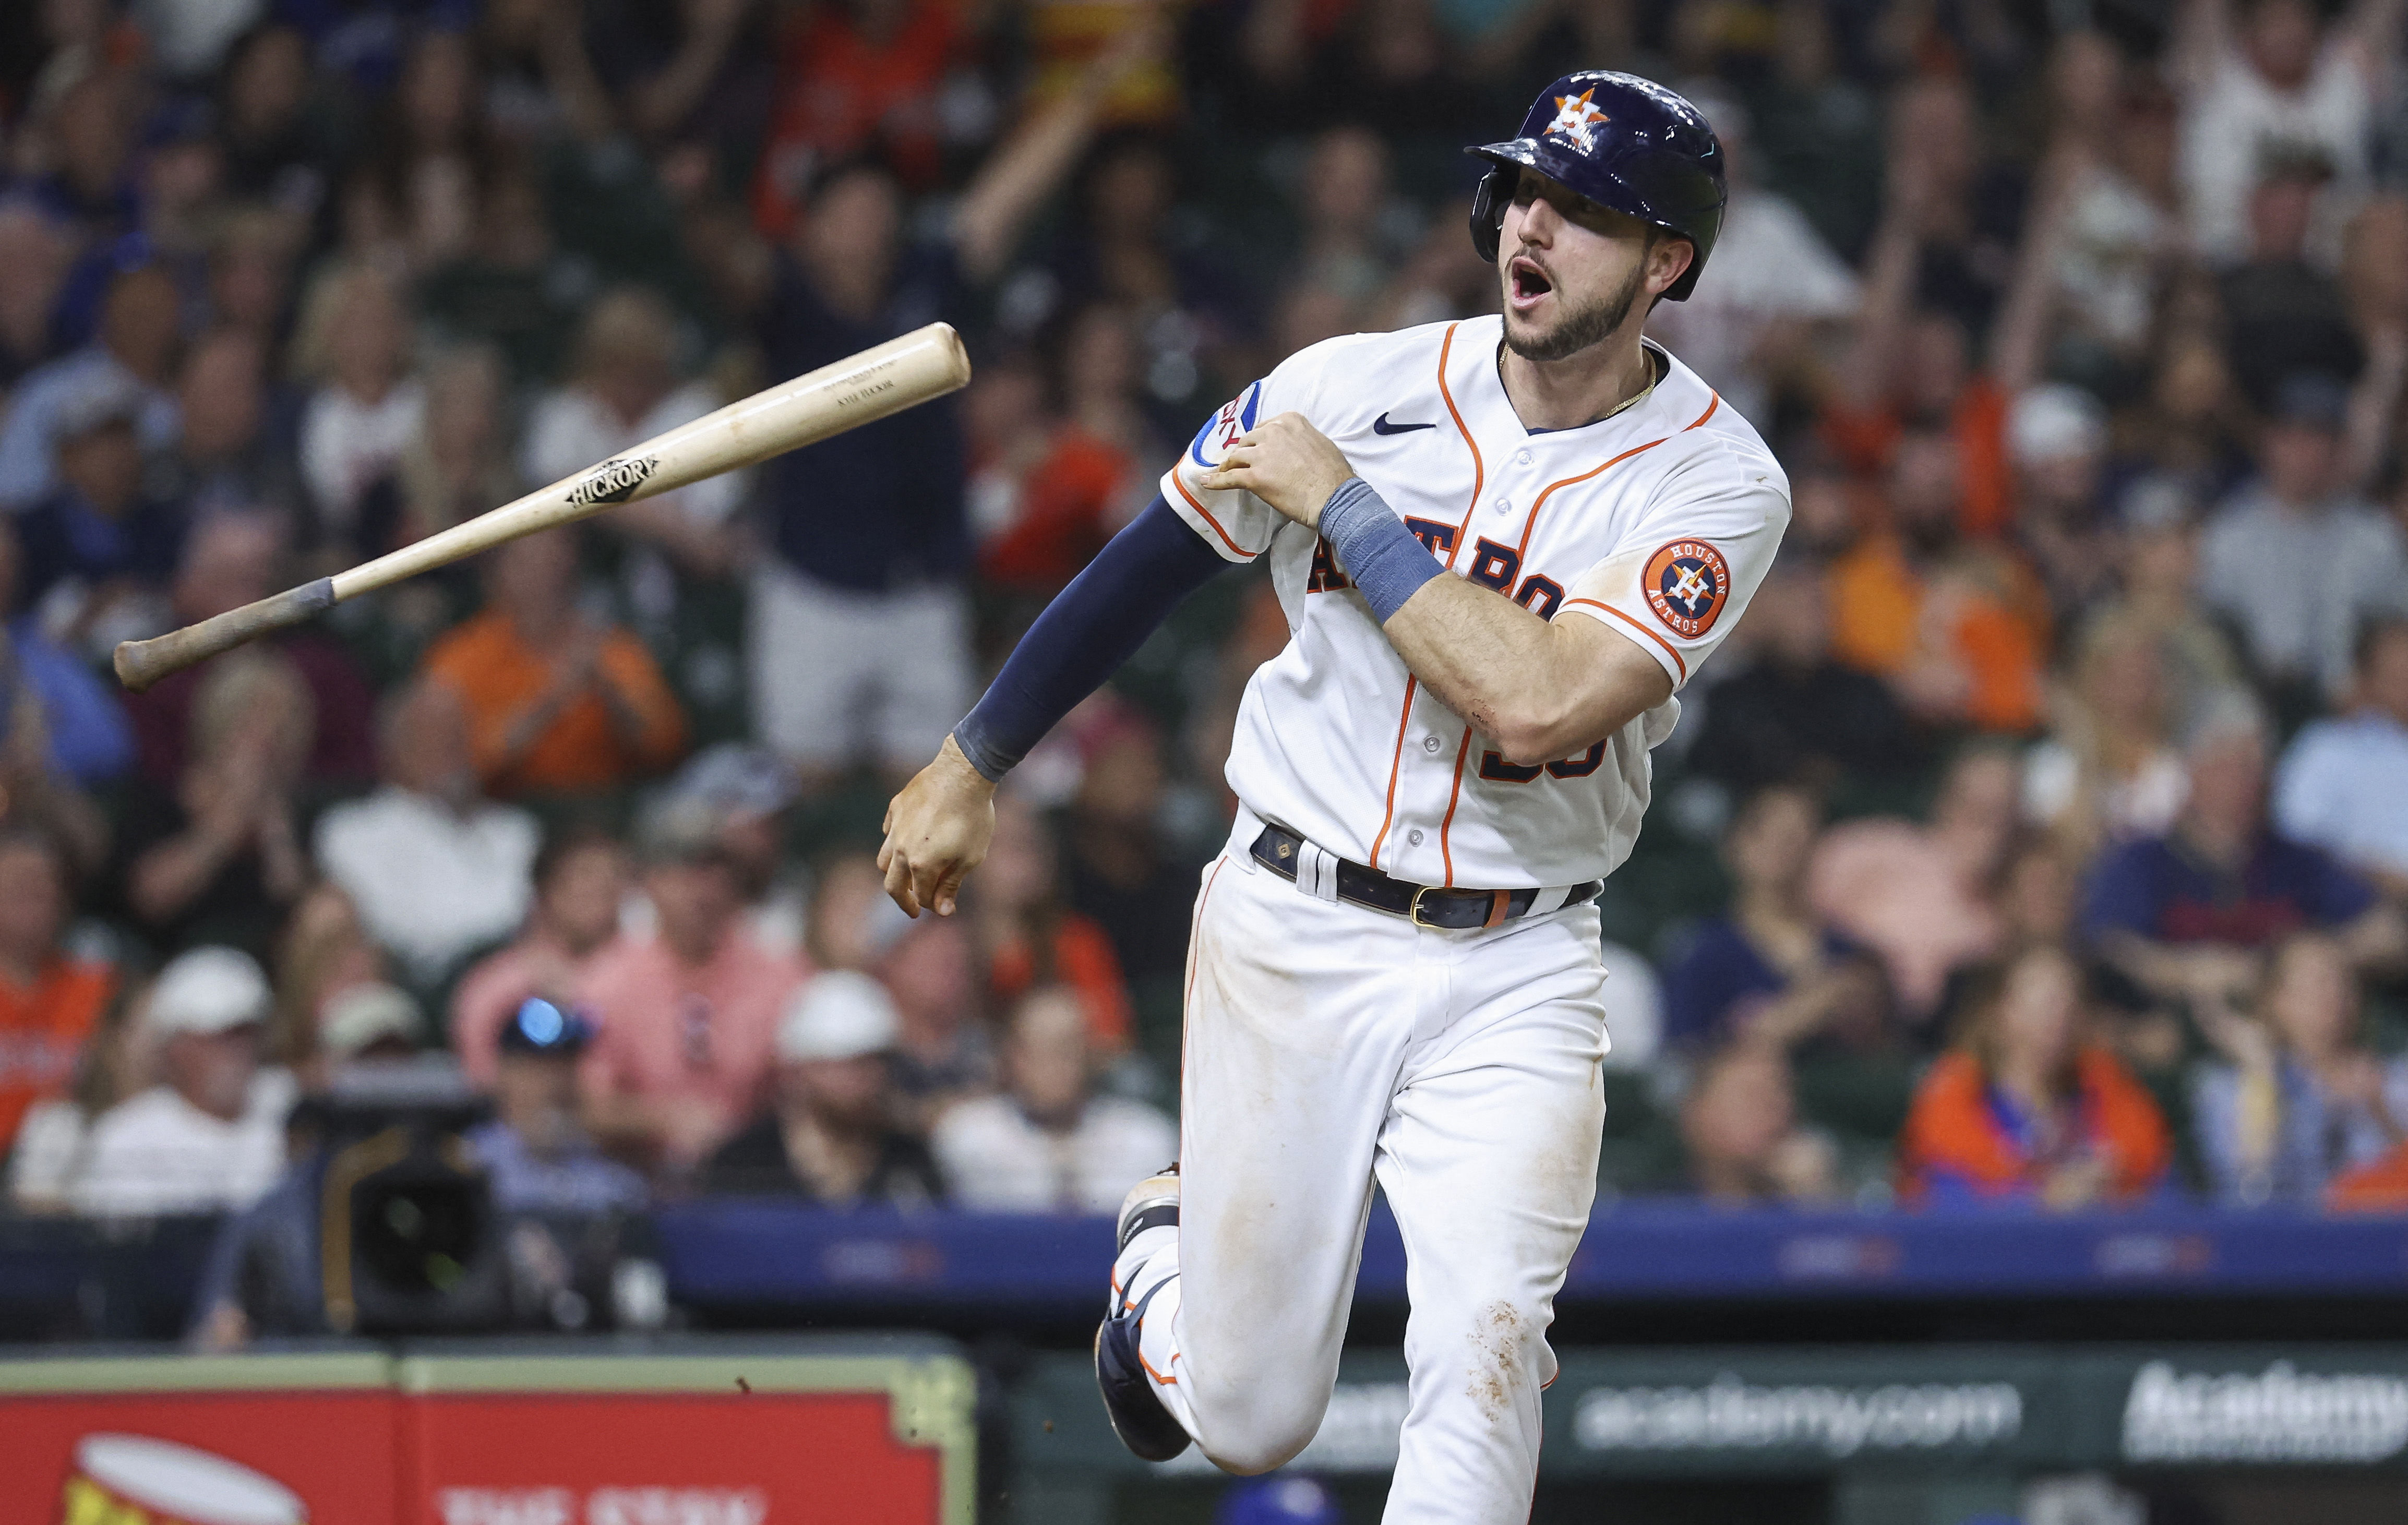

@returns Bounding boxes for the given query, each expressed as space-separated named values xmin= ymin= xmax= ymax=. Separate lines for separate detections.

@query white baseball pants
xmin=1114 ymin=811 xmax=1609 ymax=1523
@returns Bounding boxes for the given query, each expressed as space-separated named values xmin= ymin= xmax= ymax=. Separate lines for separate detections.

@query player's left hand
xmin=1201 ymin=412 xmax=1355 ymax=530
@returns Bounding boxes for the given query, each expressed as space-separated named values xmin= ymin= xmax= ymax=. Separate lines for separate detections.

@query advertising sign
xmin=0 ymin=1353 xmax=402 ymax=1524
xmin=399 ymin=1349 xmax=975 ymax=1525
xmin=0 ymin=1341 xmax=975 ymax=1525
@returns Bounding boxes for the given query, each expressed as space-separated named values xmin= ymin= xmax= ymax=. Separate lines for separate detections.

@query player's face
xmin=1496 ymin=170 xmax=1690 ymax=363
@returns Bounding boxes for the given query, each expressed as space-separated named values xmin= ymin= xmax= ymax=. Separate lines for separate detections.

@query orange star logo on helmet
xmin=1546 ymin=90 xmax=1611 ymax=152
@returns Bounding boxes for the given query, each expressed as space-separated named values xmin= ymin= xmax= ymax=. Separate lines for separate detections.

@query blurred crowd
xmin=1 ymin=0 xmax=2407 ymax=1255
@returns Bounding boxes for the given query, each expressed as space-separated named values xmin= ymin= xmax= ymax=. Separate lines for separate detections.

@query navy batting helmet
xmin=1466 ymin=71 xmax=1727 ymax=302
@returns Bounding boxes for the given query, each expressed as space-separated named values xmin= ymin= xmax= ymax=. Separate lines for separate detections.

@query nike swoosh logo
xmin=1371 ymin=412 xmax=1437 ymax=435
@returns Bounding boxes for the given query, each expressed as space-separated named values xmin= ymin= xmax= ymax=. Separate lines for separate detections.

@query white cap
xmin=777 ymin=971 xmax=900 ymax=1063
xmin=145 ymin=947 xmax=270 ymax=1038
xmin=319 ymin=982 xmax=422 ymax=1058
xmin=2008 ymin=383 xmax=2108 ymax=466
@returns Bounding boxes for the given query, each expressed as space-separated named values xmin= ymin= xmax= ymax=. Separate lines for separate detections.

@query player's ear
xmin=1647 ymin=235 xmax=1695 ymax=298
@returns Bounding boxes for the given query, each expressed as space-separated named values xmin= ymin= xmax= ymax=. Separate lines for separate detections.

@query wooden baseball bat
xmin=113 ymin=321 xmax=972 ymax=693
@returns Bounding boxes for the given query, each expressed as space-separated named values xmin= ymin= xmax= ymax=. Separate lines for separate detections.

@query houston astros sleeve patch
xmin=1640 ymin=539 xmax=1731 ymax=638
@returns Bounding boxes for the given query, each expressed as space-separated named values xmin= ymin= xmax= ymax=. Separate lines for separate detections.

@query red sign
xmin=6 ymin=1392 xmax=403 ymax=1524
xmin=408 ymin=1391 xmax=941 ymax=1524
xmin=1 ymin=1350 xmax=970 ymax=1525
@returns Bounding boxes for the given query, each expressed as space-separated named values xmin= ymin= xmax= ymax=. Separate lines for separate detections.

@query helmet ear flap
xmin=1468 ymin=164 xmax=1515 ymax=263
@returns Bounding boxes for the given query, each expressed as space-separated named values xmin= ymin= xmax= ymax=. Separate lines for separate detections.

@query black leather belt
xmin=1248 ymin=823 xmax=1600 ymax=931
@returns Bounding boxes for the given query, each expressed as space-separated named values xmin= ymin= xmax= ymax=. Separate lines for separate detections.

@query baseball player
xmin=880 ymin=73 xmax=1786 ymax=1521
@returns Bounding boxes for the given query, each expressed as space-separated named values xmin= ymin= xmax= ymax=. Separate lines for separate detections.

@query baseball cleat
xmin=1095 ymin=1290 xmax=1191 ymax=1461
xmin=1117 ymin=1162 xmax=1180 ymax=1253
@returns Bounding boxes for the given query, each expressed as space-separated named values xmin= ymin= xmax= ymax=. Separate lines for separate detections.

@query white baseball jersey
xmin=1160 ymin=315 xmax=1791 ymax=889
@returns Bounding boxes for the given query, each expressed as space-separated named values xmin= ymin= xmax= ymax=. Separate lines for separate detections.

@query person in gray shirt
xmin=2199 ymin=373 xmax=2408 ymax=702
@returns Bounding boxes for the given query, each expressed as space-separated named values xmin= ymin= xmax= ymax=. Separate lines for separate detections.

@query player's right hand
xmin=878 ymin=734 xmax=998 ymax=918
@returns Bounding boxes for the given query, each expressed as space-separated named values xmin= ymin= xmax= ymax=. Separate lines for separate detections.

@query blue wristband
xmin=1321 ymin=477 xmax=1441 ymax=622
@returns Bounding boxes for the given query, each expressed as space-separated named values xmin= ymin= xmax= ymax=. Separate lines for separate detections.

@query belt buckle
xmin=1408 ymin=885 xmax=1440 ymax=928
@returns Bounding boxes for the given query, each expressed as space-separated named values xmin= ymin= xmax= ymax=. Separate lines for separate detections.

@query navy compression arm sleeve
xmin=950 ymin=494 xmax=1232 ymax=780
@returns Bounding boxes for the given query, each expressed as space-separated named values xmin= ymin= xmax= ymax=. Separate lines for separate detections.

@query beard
xmin=1502 ymin=253 xmax=1649 ymax=363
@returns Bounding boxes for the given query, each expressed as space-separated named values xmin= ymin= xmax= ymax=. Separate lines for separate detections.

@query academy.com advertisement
xmin=0 ymin=1347 xmax=973 ymax=1525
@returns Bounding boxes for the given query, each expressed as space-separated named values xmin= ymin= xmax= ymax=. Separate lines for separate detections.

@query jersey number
xmin=1479 ymin=739 xmax=1607 ymax=784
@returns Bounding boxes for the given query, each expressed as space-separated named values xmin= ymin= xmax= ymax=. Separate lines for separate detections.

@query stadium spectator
xmin=2080 ymin=482 xmax=2249 ymax=735
xmin=317 ymin=982 xmax=425 ymax=1063
xmin=413 ymin=168 xmax=589 ymax=389
xmin=2005 ymin=384 xmax=2117 ymax=622
xmin=1679 ymin=1040 xmax=1840 ymax=1206
xmin=205 ymin=205 xmax=304 ymax=343
xmin=2273 ymin=616 xmax=2408 ymax=895
xmin=2199 ymin=372 xmax=2408 ymax=704
xmin=1041 ymin=133 xmax=1259 ymax=435
xmin=314 ymin=679 xmax=541 ymax=990
xmin=393 ymin=345 xmax=519 ymax=545
xmin=19 ymin=69 xmax=138 ymax=246
xmin=294 ymin=266 xmax=424 ymax=556
xmin=126 ymin=511 xmax=379 ymax=787
xmin=1898 ymin=946 xmax=2171 ymax=1208
xmin=214 ymin=25 xmax=332 ymax=218
xmin=1283 ymin=125 xmax=1415 ymax=310
xmin=0 ymin=515 xmax=134 ymax=788
xmin=12 ymin=380 xmax=186 ymax=655
xmin=2042 ymin=37 xmax=2181 ymax=381
xmin=752 ymin=0 xmax=965 ymax=226
xmin=804 ymin=849 xmax=910 ymax=974
xmin=154 ymin=327 xmax=304 ymax=525
xmin=975 ymin=790 xmax=1133 ymax=1053
xmin=702 ymin=971 xmax=943 ymax=1204
xmin=2215 ymin=155 xmax=2365 ymax=415
xmin=0 ymin=263 xmax=182 ymax=511
xmin=636 ymin=745 xmax=808 ymax=958
xmin=1063 ymin=706 xmax=1199 ymax=987
xmin=1825 ymin=428 xmax=2048 ymax=732
xmin=0 ymin=202 xmax=75 ymax=390
xmin=2083 ymin=705 xmax=2402 ymax=1005
xmin=577 ymin=801 xmax=809 ymax=1170
xmin=1663 ymin=787 xmax=1888 ymax=1055
xmin=1809 ymin=746 xmax=2020 ymax=1022
xmin=1748 ymin=0 xmax=1884 ymax=260
xmin=6 ymin=972 xmax=148 ymax=1214
xmin=1641 ymin=87 xmax=1859 ymax=428
xmin=931 ymin=986 xmax=1175 ymax=1212
xmin=451 ymin=826 xmax=629 ymax=1089
xmin=522 ymin=287 xmax=740 ymax=577
xmin=882 ymin=914 xmax=996 ymax=1133
xmin=421 ymin=525 xmax=688 ymax=798
xmin=971 ymin=311 xmax=1153 ymax=605
xmin=0 ymin=829 xmax=115 ymax=1152
xmin=269 ymin=883 xmax=391 ymax=1072
xmin=70 ymin=946 xmax=293 ymax=1217
xmin=470 ymin=998 xmax=648 ymax=1215
xmin=117 ymin=651 xmax=316 ymax=961
xmin=1684 ymin=558 xmax=1923 ymax=793
xmin=967 ymin=350 xmax=1119 ymax=603
xmin=357 ymin=28 xmax=497 ymax=272
xmin=2194 ymin=931 xmax=2408 ymax=1205
xmin=747 ymin=42 xmax=1147 ymax=787
xmin=2021 ymin=614 xmax=2193 ymax=862
xmin=2172 ymin=0 xmax=2389 ymax=265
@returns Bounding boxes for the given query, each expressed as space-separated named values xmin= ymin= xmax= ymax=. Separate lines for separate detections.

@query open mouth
xmin=1508 ymin=256 xmax=1553 ymax=311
